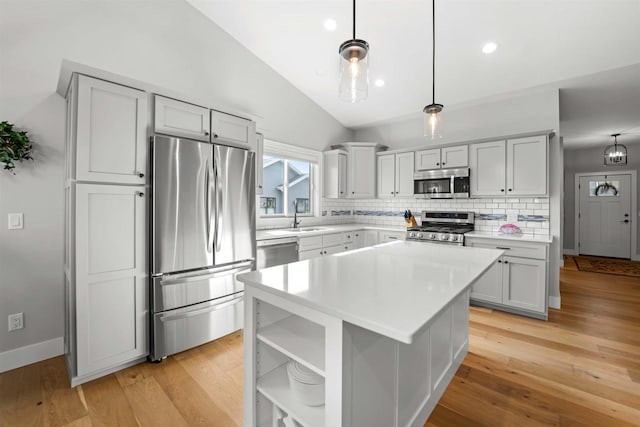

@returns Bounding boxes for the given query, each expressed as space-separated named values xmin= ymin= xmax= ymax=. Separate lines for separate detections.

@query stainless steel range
xmin=406 ymin=211 xmax=475 ymax=246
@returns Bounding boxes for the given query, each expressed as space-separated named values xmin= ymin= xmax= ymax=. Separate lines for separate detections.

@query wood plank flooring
xmin=1 ymin=259 xmax=639 ymax=426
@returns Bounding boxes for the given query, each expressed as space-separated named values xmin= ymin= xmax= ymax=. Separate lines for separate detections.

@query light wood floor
xmin=1 ymin=259 xmax=639 ymax=427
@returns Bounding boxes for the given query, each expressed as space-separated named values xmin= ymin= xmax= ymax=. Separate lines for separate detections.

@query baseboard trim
xmin=549 ymin=295 xmax=561 ymax=309
xmin=0 ymin=336 xmax=64 ymax=373
xmin=563 ymin=249 xmax=578 ymax=256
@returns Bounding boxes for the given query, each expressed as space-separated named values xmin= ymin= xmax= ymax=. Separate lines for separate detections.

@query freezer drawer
xmin=152 ymin=293 xmax=243 ymax=361
xmin=153 ymin=261 xmax=252 ymax=313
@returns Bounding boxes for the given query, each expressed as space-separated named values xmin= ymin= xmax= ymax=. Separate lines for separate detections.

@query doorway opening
xmin=574 ymin=171 xmax=637 ymax=260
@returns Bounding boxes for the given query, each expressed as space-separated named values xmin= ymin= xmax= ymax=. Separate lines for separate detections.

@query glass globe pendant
xmin=423 ymin=0 xmax=444 ymax=139
xmin=338 ymin=0 xmax=369 ymax=103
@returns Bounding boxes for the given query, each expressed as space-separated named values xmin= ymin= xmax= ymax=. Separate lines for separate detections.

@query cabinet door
xmin=469 ymin=140 xmax=506 ymax=196
xmin=380 ymin=231 xmax=405 ymax=242
xmin=299 ymin=248 xmax=323 ymax=260
xmin=338 ymin=153 xmax=348 ymax=198
xmin=395 ymin=152 xmax=415 ymax=197
xmin=441 ymin=145 xmax=468 ymax=168
xmin=363 ymin=230 xmax=379 ymax=246
xmin=377 ymin=154 xmax=396 ymax=198
xmin=75 ymin=184 xmax=147 ymax=376
xmin=502 ymin=256 xmax=546 ymax=313
xmin=470 ymin=259 xmax=503 ymax=304
xmin=255 ymin=133 xmax=264 ymax=195
xmin=348 ymin=146 xmax=376 ymax=198
xmin=324 ymin=244 xmax=343 ymax=256
xmin=353 ymin=230 xmax=365 ymax=249
xmin=506 ymin=135 xmax=547 ymax=196
xmin=414 ymin=148 xmax=441 ymax=170
xmin=211 ymin=111 xmax=256 ymax=145
xmin=154 ymin=95 xmax=210 ymax=142
xmin=76 ymin=75 xmax=147 ymax=184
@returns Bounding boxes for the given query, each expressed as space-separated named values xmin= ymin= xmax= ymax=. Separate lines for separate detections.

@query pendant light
xmin=338 ymin=0 xmax=369 ymax=103
xmin=604 ymin=133 xmax=628 ymax=166
xmin=423 ymin=0 xmax=444 ymax=139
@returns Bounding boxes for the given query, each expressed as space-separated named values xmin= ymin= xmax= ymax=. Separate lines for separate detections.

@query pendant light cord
xmin=432 ymin=0 xmax=436 ymax=104
xmin=353 ymin=0 xmax=356 ymax=40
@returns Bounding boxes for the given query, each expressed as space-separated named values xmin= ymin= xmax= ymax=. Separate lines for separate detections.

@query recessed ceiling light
xmin=482 ymin=42 xmax=498 ymax=54
xmin=374 ymin=79 xmax=385 ymax=87
xmin=324 ymin=18 xmax=337 ymax=32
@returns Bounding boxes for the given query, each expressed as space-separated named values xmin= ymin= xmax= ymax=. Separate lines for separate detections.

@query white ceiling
xmin=187 ymin=0 xmax=640 ymax=146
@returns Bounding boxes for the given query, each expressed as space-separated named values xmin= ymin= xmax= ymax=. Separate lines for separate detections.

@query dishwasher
xmin=256 ymin=237 xmax=299 ymax=269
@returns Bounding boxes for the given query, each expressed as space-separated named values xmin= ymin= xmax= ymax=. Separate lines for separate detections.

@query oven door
xmin=414 ymin=177 xmax=453 ymax=198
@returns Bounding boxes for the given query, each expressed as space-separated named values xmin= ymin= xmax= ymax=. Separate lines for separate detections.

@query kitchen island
xmin=238 ymin=241 xmax=502 ymax=427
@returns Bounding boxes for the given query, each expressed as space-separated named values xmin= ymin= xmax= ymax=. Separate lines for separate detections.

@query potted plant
xmin=0 ymin=121 xmax=34 ymax=174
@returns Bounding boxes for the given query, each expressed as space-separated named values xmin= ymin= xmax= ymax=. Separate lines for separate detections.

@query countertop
xmin=256 ymin=224 xmax=406 ymax=241
xmin=238 ymin=241 xmax=502 ymax=344
xmin=465 ymin=231 xmax=553 ymax=244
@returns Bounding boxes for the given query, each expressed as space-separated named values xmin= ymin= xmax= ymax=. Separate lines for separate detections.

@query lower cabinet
xmin=298 ymin=230 xmax=366 ymax=260
xmin=68 ymin=184 xmax=148 ymax=384
xmin=467 ymin=237 xmax=548 ymax=318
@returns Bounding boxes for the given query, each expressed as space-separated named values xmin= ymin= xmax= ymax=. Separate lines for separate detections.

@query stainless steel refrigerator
xmin=150 ymin=135 xmax=255 ymax=361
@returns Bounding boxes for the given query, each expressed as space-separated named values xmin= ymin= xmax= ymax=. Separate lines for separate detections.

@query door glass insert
xmin=589 ymin=180 xmax=620 ymax=197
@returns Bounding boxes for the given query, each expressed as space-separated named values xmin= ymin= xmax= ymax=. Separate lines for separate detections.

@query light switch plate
xmin=8 ymin=213 xmax=23 ymax=230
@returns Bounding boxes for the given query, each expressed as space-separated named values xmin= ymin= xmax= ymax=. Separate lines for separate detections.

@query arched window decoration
xmin=589 ymin=180 xmax=620 ymax=197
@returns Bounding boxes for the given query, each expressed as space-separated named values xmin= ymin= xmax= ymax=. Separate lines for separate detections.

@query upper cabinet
xmin=377 ymin=152 xmax=414 ymax=198
xmin=154 ymin=95 xmax=210 ymax=142
xmin=73 ymin=75 xmax=148 ymax=185
xmin=506 ymin=135 xmax=548 ymax=196
xmin=415 ymin=145 xmax=468 ymax=171
xmin=324 ymin=149 xmax=348 ymax=199
xmin=469 ymin=140 xmax=506 ymax=196
xmin=211 ymin=110 xmax=256 ymax=145
xmin=470 ymin=136 xmax=547 ymax=197
xmin=255 ymin=133 xmax=264 ymax=195
xmin=347 ymin=145 xmax=377 ymax=198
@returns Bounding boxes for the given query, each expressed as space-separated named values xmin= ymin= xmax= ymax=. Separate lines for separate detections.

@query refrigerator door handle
xmin=214 ymin=150 xmax=223 ymax=253
xmin=205 ymin=160 xmax=212 ymax=253
xmin=158 ymin=293 xmax=243 ymax=322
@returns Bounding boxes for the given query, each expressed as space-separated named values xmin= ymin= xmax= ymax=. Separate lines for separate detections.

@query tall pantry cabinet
xmin=64 ymin=74 xmax=149 ymax=386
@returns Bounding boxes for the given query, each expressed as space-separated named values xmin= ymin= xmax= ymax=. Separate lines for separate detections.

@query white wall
xmin=0 ymin=0 xmax=352 ymax=354
xmin=563 ymin=144 xmax=640 ymax=256
xmin=353 ymin=89 xmax=563 ymax=303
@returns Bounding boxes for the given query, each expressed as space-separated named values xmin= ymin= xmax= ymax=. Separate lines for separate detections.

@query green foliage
xmin=0 ymin=121 xmax=34 ymax=174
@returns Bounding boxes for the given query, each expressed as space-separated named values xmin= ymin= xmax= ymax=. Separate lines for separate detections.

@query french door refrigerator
xmin=150 ymin=135 xmax=255 ymax=361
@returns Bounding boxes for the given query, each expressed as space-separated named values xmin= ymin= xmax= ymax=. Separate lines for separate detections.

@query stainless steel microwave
xmin=414 ymin=168 xmax=470 ymax=198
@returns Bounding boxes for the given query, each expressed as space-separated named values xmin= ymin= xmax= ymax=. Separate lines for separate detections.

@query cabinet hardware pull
xmin=320 ymin=251 xmax=323 ymax=255
xmin=204 ymin=131 xmax=210 ymax=136
xmin=138 ymin=192 xmax=144 ymax=197
xmin=138 ymin=172 xmax=144 ymax=178
xmin=504 ymin=260 xmax=509 ymax=264
xmin=213 ymin=133 xmax=219 ymax=138
xmin=258 ymin=185 xmax=263 ymax=189
xmin=500 ymin=189 xmax=505 ymax=192
xmin=498 ymin=260 xmax=502 ymax=263
xmin=508 ymin=188 xmax=512 ymax=192
xmin=442 ymin=162 xmax=445 ymax=165
xmin=391 ymin=192 xmax=394 ymax=195
xmin=436 ymin=162 xmax=440 ymax=166
xmin=496 ymin=246 xmax=511 ymax=250
xmin=621 ymin=220 xmax=630 ymax=223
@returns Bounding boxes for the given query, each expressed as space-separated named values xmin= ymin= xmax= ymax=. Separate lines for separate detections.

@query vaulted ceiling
xmin=188 ymin=0 xmax=640 ymax=147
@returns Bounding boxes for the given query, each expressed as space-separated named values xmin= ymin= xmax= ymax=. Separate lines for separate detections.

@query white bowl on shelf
xmin=286 ymin=361 xmax=325 ymax=407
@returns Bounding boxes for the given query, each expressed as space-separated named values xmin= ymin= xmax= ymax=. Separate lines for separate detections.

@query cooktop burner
xmin=406 ymin=211 xmax=475 ymax=245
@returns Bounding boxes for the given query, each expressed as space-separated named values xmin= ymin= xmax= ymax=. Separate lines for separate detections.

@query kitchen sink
xmin=267 ymin=227 xmax=328 ymax=235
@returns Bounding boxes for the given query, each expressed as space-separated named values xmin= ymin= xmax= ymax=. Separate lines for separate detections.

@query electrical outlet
xmin=8 ymin=313 xmax=24 ymax=331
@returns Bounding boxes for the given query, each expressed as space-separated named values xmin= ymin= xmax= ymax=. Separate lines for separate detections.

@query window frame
xmin=258 ymin=139 xmax=321 ymax=225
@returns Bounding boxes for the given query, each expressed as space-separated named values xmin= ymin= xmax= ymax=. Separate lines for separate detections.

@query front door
xmin=578 ymin=174 xmax=631 ymax=258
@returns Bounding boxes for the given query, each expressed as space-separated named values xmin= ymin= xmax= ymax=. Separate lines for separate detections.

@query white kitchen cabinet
xmin=154 ymin=95 xmax=210 ymax=142
xmin=323 ymin=149 xmax=348 ymax=199
xmin=380 ymin=231 xmax=405 ymax=242
xmin=74 ymin=75 xmax=148 ymax=184
xmin=255 ymin=133 xmax=264 ymax=195
xmin=415 ymin=145 xmax=468 ymax=171
xmin=469 ymin=140 xmax=507 ymax=196
xmin=74 ymin=184 xmax=148 ymax=378
xmin=506 ymin=135 xmax=547 ymax=196
xmin=441 ymin=145 xmax=468 ymax=168
xmin=470 ymin=136 xmax=548 ymax=197
xmin=352 ymin=230 xmax=365 ymax=248
xmin=466 ymin=237 xmax=548 ymax=318
xmin=211 ymin=110 xmax=256 ymax=145
xmin=348 ymin=145 xmax=377 ymax=198
xmin=363 ymin=230 xmax=379 ymax=246
xmin=378 ymin=152 xmax=415 ymax=198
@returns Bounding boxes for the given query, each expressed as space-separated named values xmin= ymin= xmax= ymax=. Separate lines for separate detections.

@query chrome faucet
xmin=293 ymin=199 xmax=301 ymax=229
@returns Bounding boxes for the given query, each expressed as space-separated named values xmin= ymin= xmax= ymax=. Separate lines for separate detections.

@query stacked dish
xmin=286 ymin=361 xmax=325 ymax=406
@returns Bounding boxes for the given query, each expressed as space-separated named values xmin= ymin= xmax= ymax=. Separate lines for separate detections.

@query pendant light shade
xmin=339 ymin=0 xmax=369 ymax=103
xmin=423 ymin=0 xmax=444 ymax=139
xmin=604 ymin=133 xmax=628 ymax=166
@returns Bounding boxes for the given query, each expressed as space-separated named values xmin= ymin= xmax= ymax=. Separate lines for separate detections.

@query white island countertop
xmin=238 ymin=241 xmax=502 ymax=344
xmin=465 ymin=231 xmax=553 ymax=244
xmin=256 ymin=224 xmax=405 ymax=241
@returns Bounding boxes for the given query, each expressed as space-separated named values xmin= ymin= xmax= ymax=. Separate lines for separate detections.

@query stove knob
xmin=409 ymin=232 xmax=416 ymax=239
xmin=416 ymin=233 xmax=423 ymax=239
xmin=440 ymin=234 xmax=449 ymax=241
xmin=450 ymin=235 xmax=458 ymax=241
xmin=429 ymin=233 xmax=437 ymax=240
